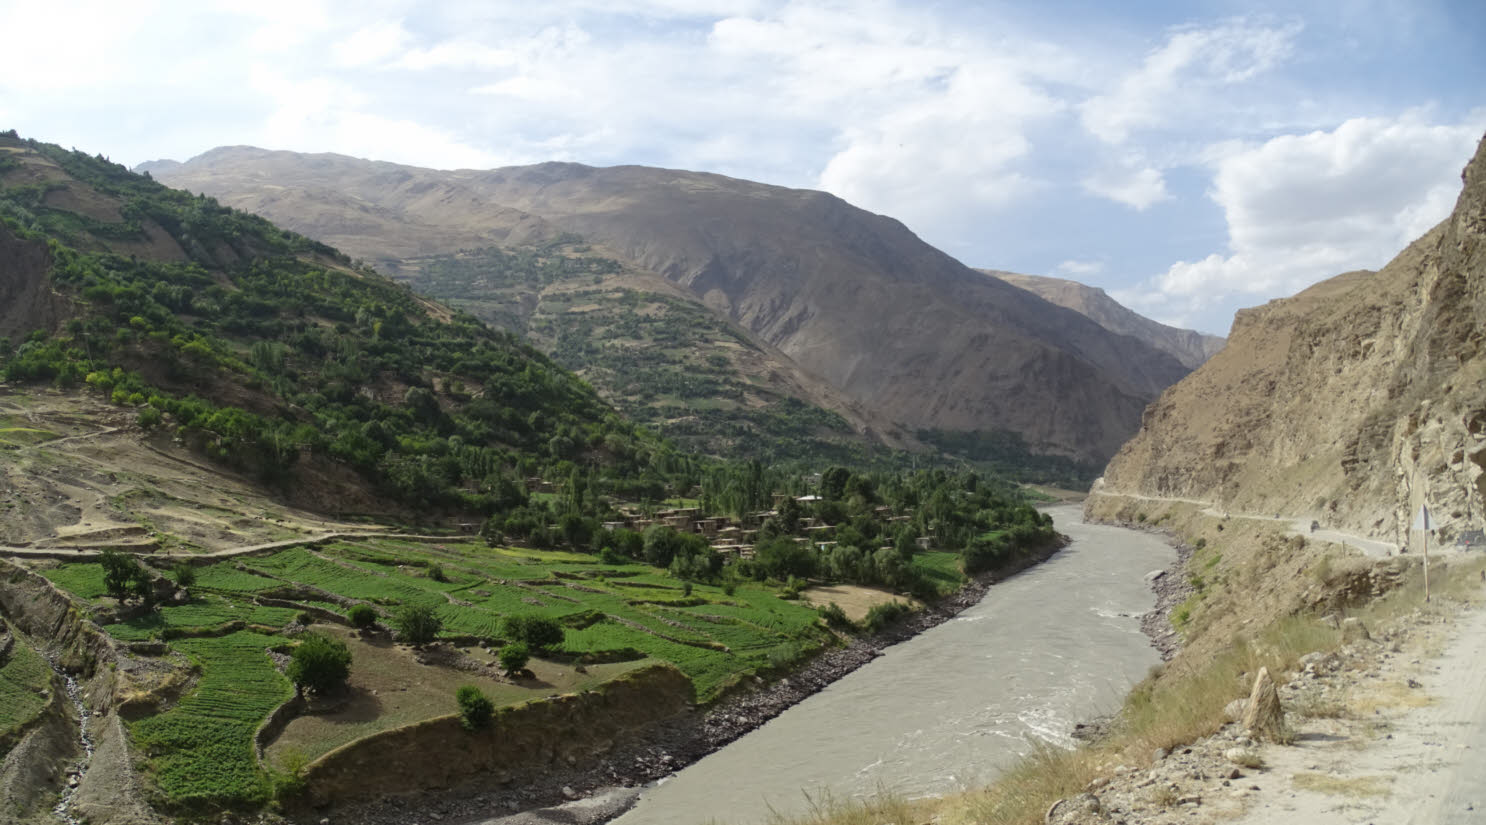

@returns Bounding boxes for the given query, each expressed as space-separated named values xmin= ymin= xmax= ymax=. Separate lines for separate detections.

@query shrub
xmin=169 ymin=561 xmax=196 ymax=588
xmin=295 ymin=611 xmax=316 ymax=626
xmin=427 ymin=563 xmax=447 ymax=583
xmin=818 ymin=602 xmax=852 ymax=630
xmin=863 ymin=600 xmax=911 ymax=633
xmin=394 ymin=603 xmax=443 ymax=645
xmin=287 ymin=633 xmax=351 ymax=694
xmin=347 ymin=604 xmax=377 ymax=629
xmin=456 ymin=684 xmax=495 ymax=731
xmin=138 ymin=406 xmax=163 ymax=429
xmin=502 ymin=615 xmax=564 ymax=650
xmin=498 ymin=641 xmax=530 ymax=676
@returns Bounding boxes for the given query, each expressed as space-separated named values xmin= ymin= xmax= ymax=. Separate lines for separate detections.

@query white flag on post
xmin=1412 ymin=504 xmax=1434 ymax=532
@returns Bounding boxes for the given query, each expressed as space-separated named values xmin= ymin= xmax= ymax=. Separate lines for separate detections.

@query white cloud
xmin=1121 ymin=112 xmax=1485 ymax=330
xmin=1080 ymin=19 xmax=1301 ymax=144
xmin=332 ymin=21 xmax=411 ymax=68
xmin=1082 ymin=165 xmax=1169 ymax=210
xmin=1054 ymin=260 xmax=1104 ymax=277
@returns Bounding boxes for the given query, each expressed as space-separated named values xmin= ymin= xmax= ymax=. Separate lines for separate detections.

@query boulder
xmin=1046 ymin=793 xmax=1103 ymax=824
xmin=1241 ymin=667 xmax=1287 ymax=742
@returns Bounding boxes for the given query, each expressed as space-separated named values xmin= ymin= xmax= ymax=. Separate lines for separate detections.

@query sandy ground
xmin=797 ymin=583 xmax=915 ymax=622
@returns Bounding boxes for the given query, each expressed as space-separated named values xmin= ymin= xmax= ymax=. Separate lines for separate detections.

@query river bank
xmin=308 ymin=535 xmax=1072 ymax=825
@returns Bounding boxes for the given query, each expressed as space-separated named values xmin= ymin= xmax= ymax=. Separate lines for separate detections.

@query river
xmin=608 ymin=504 xmax=1174 ymax=825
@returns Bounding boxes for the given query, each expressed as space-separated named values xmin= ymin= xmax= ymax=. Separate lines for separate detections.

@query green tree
xmin=393 ymin=603 xmax=442 ymax=645
xmin=456 ymin=684 xmax=495 ymax=730
xmin=99 ymin=549 xmax=139 ymax=601
xmin=169 ymin=561 xmax=196 ymax=588
xmin=286 ymin=633 xmax=352 ymax=694
xmin=503 ymin=615 xmax=564 ymax=650
xmin=498 ymin=641 xmax=530 ymax=676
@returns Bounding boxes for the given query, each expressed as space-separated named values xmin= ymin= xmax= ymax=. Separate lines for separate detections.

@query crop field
xmin=910 ymin=551 xmax=967 ymax=594
xmin=34 ymin=538 xmax=836 ymax=806
xmin=0 ymin=627 xmax=53 ymax=748
xmin=129 ymin=631 xmax=293 ymax=807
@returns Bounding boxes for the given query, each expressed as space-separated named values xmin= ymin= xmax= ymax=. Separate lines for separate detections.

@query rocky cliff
xmin=1097 ymin=134 xmax=1486 ymax=546
xmin=983 ymin=270 xmax=1226 ymax=369
xmin=147 ymin=149 xmax=1193 ymax=463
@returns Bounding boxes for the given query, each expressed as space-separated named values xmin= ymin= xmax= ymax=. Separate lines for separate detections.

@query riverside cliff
xmin=1096 ymin=133 xmax=1486 ymax=548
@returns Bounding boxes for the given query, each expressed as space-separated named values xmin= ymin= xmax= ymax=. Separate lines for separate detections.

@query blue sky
xmin=2 ymin=0 xmax=1482 ymax=335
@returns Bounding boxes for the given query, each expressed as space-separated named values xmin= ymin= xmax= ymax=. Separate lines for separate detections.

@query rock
xmin=1145 ymin=569 xmax=1167 ymax=582
xmin=1153 ymin=747 xmax=1169 ymax=762
xmin=1241 ymin=667 xmax=1287 ymax=742
xmin=561 ymin=786 xmax=577 ymax=800
xmin=1223 ymin=698 xmax=1247 ymax=722
xmin=1341 ymin=618 xmax=1372 ymax=642
xmin=1225 ymin=747 xmax=1261 ymax=768
xmin=1045 ymin=793 xmax=1102 ymax=824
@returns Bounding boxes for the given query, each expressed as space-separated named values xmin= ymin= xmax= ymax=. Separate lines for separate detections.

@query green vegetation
xmin=0 ymin=627 xmax=52 ymax=753
xmin=130 ymin=632 xmax=294 ymax=809
xmin=0 ymin=135 xmax=689 ymax=517
xmin=397 ymin=246 xmax=916 ymax=469
xmin=456 ymin=684 xmax=495 ymax=730
xmin=393 ymin=603 xmax=442 ymax=645
xmin=286 ymin=633 xmax=352 ymax=695
xmin=916 ymin=428 xmax=1100 ymax=488
xmin=497 ymin=642 xmax=531 ymax=676
xmin=347 ymin=603 xmax=378 ymax=629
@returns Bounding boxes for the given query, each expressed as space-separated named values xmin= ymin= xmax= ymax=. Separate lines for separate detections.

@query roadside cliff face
xmin=1098 ymin=134 xmax=1486 ymax=547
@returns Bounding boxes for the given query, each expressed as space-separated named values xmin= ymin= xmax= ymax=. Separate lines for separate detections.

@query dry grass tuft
xmin=1292 ymin=772 xmax=1393 ymax=797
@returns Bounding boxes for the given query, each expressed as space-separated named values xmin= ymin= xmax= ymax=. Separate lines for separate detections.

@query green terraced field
xmin=38 ymin=538 xmax=836 ymax=805
xmin=0 ymin=627 xmax=53 ymax=749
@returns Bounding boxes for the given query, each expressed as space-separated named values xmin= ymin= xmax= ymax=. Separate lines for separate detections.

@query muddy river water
xmin=608 ymin=505 xmax=1174 ymax=825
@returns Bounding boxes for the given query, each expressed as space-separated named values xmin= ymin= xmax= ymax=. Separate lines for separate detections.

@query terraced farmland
xmin=38 ymin=538 xmax=833 ymax=807
xmin=0 ymin=624 xmax=54 ymax=753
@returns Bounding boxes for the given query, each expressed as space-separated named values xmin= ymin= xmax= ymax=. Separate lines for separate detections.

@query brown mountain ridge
xmin=146 ymin=147 xmax=1194 ymax=463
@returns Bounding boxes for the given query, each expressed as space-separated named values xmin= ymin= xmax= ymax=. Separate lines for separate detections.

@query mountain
xmin=0 ymin=133 xmax=675 ymax=539
xmin=980 ymin=270 xmax=1226 ymax=369
xmin=146 ymin=148 xmax=1194 ymax=465
xmin=1093 ymin=133 xmax=1486 ymax=546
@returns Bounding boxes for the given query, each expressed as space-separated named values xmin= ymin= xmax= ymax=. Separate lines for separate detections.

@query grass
xmin=0 ymin=426 xmax=60 ymax=448
xmin=0 ymin=628 xmax=53 ymax=745
xmin=909 ymin=551 xmax=965 ymax=594
xmin=36 ymin=537 xmax=842 ymax=805
xmin=130 ymin=631 xmax=293 ymax=808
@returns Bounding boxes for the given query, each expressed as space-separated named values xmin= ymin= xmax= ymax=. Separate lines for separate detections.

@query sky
xmin=1 ymin=0 xmax=1483 ymax=335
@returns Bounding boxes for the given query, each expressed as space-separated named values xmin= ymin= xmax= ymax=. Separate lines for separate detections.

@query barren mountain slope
xmin=150 ymin=149 xmax=1193 ymax=462
xmin=983 ymin=270 xmax=1226 ymax=369
xmin=1097 ymin=134 xmax=1486 ymax=546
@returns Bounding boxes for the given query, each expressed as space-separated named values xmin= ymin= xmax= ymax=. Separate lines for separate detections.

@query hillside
xmin=146 ymin=148 xmax=1194 ymax=464
xmin=1093 ymin=133 xmax=1486 ymax=547
xmin=982 ymin=270 xmax=1226 ymax=369
xmin=0 ymin=133 xmax=677 ymax=533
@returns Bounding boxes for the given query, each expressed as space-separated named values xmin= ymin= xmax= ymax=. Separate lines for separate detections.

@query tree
xmin=456 ymin=684 xmax=495 ymax=730
xmin=393 ymin=603 xmax=443 ymax=645
xmin=287 ymin=633 xmax=352 ymax=694
xmin=503 ymin=615 xmax=564 ymax=650
xmin=100 ymin=549 xmax=139 ymax=601
xmin=100 ymin=549 xmax=154 ymax=605
xmin=498 ymin=641 xmax=530 ymax=676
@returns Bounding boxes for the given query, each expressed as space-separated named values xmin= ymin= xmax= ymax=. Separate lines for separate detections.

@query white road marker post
xmin=1413 ymin=504 xmax=1434 ymax=603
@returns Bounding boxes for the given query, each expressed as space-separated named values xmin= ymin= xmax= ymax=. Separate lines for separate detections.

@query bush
xmin=863 ymin=600 xmax=911 ymax=633
xmin=394 ymin=603 xmax=443 ymax=645
xmin=818 ymin=602 xmax=852 ymax=630
xmin=169 ymin=562 xmax=196 ymax=588
xmin=503 ymin=615 xmax=564 ymax=650
xmin=287 ymin=633 xmax=352 ymax=694
xmin=347 ymin=604 xmax=377 ymax=629
xmin=295 ymin=611 xmax=316 ymax=626
xmin=138 ymin=406 xmax=163 ymax=429
xmin=427 ymin=563 xmax=447 ymax=583
xmin=498 ymin=641 xmax=530 ymax=676
xmin=456 ymin=684 xmax=494 ymax=731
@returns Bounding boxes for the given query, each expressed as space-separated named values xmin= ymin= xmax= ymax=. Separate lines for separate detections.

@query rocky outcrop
xmin=1098 ymin=134 xmax=1486 ymax=545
